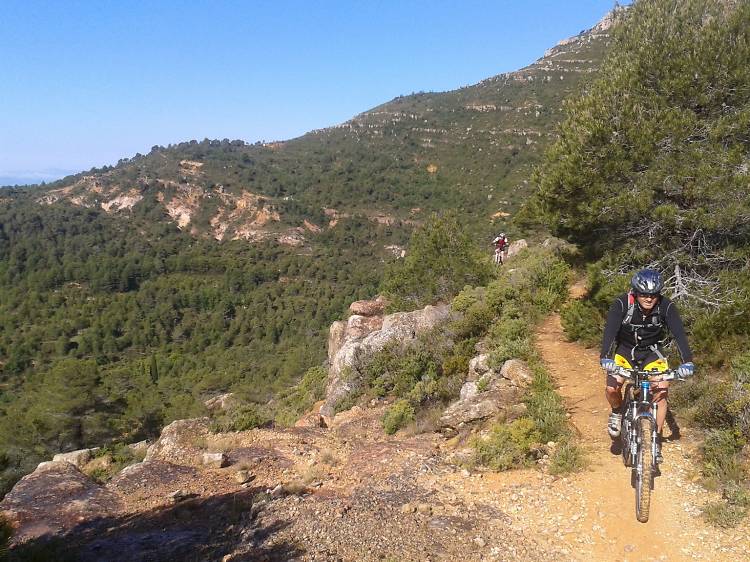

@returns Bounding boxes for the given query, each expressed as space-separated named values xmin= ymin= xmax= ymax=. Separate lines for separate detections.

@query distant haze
xmin=0 ymin=169 xmax=77 ymax=187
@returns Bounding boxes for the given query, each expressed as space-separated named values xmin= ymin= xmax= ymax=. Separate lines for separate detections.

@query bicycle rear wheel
xmin=635 ymin=418 xmax=654 ymax=522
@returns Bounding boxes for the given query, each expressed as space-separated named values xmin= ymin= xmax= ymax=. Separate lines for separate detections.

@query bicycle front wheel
xmin=635 ymin=418 xmax=654 ymax=523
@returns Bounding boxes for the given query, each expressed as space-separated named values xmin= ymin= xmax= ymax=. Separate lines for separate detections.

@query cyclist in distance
xmin=492 ymin=233 xmax=509 ymax=265
xmin=599 ymin=269 xmax=695 ymax=463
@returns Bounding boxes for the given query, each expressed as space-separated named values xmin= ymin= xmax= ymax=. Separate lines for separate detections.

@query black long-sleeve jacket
xmin=600 ymin=293 xmax=693 ymax=363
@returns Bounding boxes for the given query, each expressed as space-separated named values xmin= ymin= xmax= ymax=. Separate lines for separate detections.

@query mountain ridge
xmin=7 ymin=11 xmax=616 ymax=245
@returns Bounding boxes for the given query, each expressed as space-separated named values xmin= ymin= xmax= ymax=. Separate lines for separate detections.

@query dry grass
xmin=318 ymin=449 xmax=339 ymax=466
xmin=298 ymin=462 xmax=326 ymax=485
xmin=207 ymin=434 xmax=248 ymax=453
xmin=283 ymin=480 xmax=308 ymax=495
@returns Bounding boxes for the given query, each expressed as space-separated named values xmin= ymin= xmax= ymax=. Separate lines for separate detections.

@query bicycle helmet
xmin=630 ymin=269 xmax=664 ymax=295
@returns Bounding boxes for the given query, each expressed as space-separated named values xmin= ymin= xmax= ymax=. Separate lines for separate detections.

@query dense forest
xmin=0 ymin=192 xmax=409 ymax=494
xmin=0 ymin=10 xmax=616 ymax=495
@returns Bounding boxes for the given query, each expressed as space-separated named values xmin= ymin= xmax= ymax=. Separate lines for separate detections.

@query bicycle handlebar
xmin=613 ymin=366 xmax=681 ymax=382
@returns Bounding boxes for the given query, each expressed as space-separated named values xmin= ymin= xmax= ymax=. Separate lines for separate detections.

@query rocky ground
xmin=3 ymin=298 xmax=749 ymax=561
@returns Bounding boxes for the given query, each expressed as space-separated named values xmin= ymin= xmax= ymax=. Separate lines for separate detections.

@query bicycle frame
xmin=615 ymin=366 xmax=679 ymax=522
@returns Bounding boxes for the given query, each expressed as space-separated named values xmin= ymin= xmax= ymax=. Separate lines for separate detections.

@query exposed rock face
xmin=349 ymin=296 xmax=387 ymax=317
xmin=320 ymin=304 xmax=453 ymax=421
xmin=202 ymin=452 xmax=229 ymax=468
xmin=344 ymin=315 xmax=385 ymax=340
xmin=144 ymin=418 xmax=211 ymax=466
xmin=328 ymin=320 xmax=348 ymax=364
xmin=507 ymin=239 xmax=529 ymax=259
xmin=467 ymin=353 xmax=492 ymax=382
xmin=204 ymin=392 xmax=237 ymax=412
xmin=52 ymin=447 xmax=100 ymax=469
xmin=500 ymin=359 xmax=534 ymax=387
xmin=0 ymin=461 xmax=123 ymax=543
xmin=439 ymin=358 xmax=532 ymax=429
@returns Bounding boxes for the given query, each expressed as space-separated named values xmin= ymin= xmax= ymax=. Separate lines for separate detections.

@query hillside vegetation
xmin=528 ymin=0 xmax=750 ymax=526
xmin=0 ymin=16 xmax=614 ymax=496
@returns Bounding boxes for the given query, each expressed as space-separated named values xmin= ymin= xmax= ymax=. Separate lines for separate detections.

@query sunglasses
xmin=636 ymin=293 xmax=659 ymax=298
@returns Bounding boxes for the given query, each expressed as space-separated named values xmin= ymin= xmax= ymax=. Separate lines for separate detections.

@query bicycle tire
xmin=635 ymin=418 xmax=653 ymax=523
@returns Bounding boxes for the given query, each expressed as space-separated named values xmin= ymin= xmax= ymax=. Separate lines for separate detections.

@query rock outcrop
xmin=52 ymin=447 xmax=100 ymax=469
xmin=320 ymin=301 xmax=453 ymax=422
xmin=439 ymin=357 xmax=533 ymax=429
xmin=349 ymin=295 xmax=387 ymax=317
xmin=507 ymin=239 xmax=529 ymax=259
xmin=204 ymin=392 xmax=237 ymax=412
xmin=0 ymin=461 xmax=123 ymax=543
xmin=144 ymin=417 xmax=211 ymax=466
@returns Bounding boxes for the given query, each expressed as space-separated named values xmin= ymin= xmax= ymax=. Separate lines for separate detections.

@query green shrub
xmin=273 ymin=366 xmax=328 ymax=426
xmin=441 ymin=338 xmax=477 ymax=380
xmin=84 ymin=443 xmax=147 ymax=484
xmin=471 ymin=418 xmax=541 ymax=471
xmin=476 ymin=376 xmax=490 ymax=393
xmin=560 ymin=300 xmax=602 ymax=347
xmin=450 ymin=301 xmax=494 ymax=339
xmin=691 ymin=383 xmax=735 ymax=431
xmin=701 ymin=429 xmax=745 ymax=482
xmin=549 ymin=440 xmax=587 ymax=475
xmin=525 ymin=366 xmax=570 ymax=443
xmin=489 ymin=337 xmax=535 ymax=365
xmin=332 ymin=394 xmax=359 ymax=415
xmin=380 ymin=212 xmax=493 ymax=311
xmin=451 ymin=286 xmax=486 ymax=313
xmin=210 ymin=403 xmax=271 ymax=433
xmin=703 ymin=500 xmax=748 ymax=529
xmin=383 ymin=400 xmax=415 ymax=435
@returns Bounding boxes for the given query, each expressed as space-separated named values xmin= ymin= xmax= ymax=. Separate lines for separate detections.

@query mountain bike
xmin=493 ymin=247 xmax=503 ymax=266
xmin=615 ymin=366 xmax=682 ymax=523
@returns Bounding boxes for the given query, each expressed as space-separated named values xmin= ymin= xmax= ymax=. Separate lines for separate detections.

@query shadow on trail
xmin=7 ymin=487 xmax=303 ymax=562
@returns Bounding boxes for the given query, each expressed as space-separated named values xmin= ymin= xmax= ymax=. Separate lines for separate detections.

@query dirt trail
xmin=528 ymin=287 xmax=750 ymax=561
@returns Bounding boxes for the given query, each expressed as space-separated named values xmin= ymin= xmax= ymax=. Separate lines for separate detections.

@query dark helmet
xmin=631 ymin=269 xmax=664 ymax=295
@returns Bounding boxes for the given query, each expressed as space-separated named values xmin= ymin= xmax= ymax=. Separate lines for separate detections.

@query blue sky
xmin=0 ymin=0 xmax=624 ymax=185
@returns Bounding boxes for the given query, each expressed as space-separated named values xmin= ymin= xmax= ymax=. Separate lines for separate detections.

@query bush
xmin=525 ymin=366 xmax=570 ymax=443
xmin=451 ymin=285 xmax=486 ymax=313
xmin=549 ymin=440 xmax=587 ymax=475
xmin=273 ymin=366 xmax=328 ymax=426
xmin=383 ymin=400 xmax=415 ymax=435
xmin=450 ymin=301 xmax=494 ymax=339
xmin=380 ymin=212 xmax=493 ymax=311
xmin=703 ymin=500 xmax=748 ymax=529
xmin=84 ymin=443 xmax=146 ymax=484
xmin=701 ymin=429 xmax=745 ymax=482
xmin=210 ymin=403 xmax=271 ymax=433
xmin=560 ymin=300 xmax=602 ymax=347
xmin=691 ymin=383 xmax=736 ymax=431
xmin=471 ymin=418 xmax=541 ymax=471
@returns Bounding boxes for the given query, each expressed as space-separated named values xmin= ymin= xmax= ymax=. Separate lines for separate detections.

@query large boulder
xmin=500 ymin=359 xmax=534 ymax=387
xmin=328 ymin=320 xmax=348 ymax=364
xmin=144 ymin=418 xmax=211 ymax=466
xmin=52 ymin=447 xmax=99 ymax=469
xmin=507 ymin=239 xmax=528 ymax=259
xmin=345 ymin=315 xmax=385 ymax=340
xmin=0 ymin=461 xmax=123 ymax=544
xmin=349 ymin=296 xmax=387 ymax=317
xmin=204 ymin=392 xmax=237 ymax=412
xmin=320 ymin=304 xmax=452 ymax=422
xmin=439 ymin=358 xmax=533 ymax=430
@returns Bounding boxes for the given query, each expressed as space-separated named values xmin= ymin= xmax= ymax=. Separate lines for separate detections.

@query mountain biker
xmin=599 ymin=268 xmax=694 ymax=463
xmin=492 ymin=233 xmax=509 ymax=264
